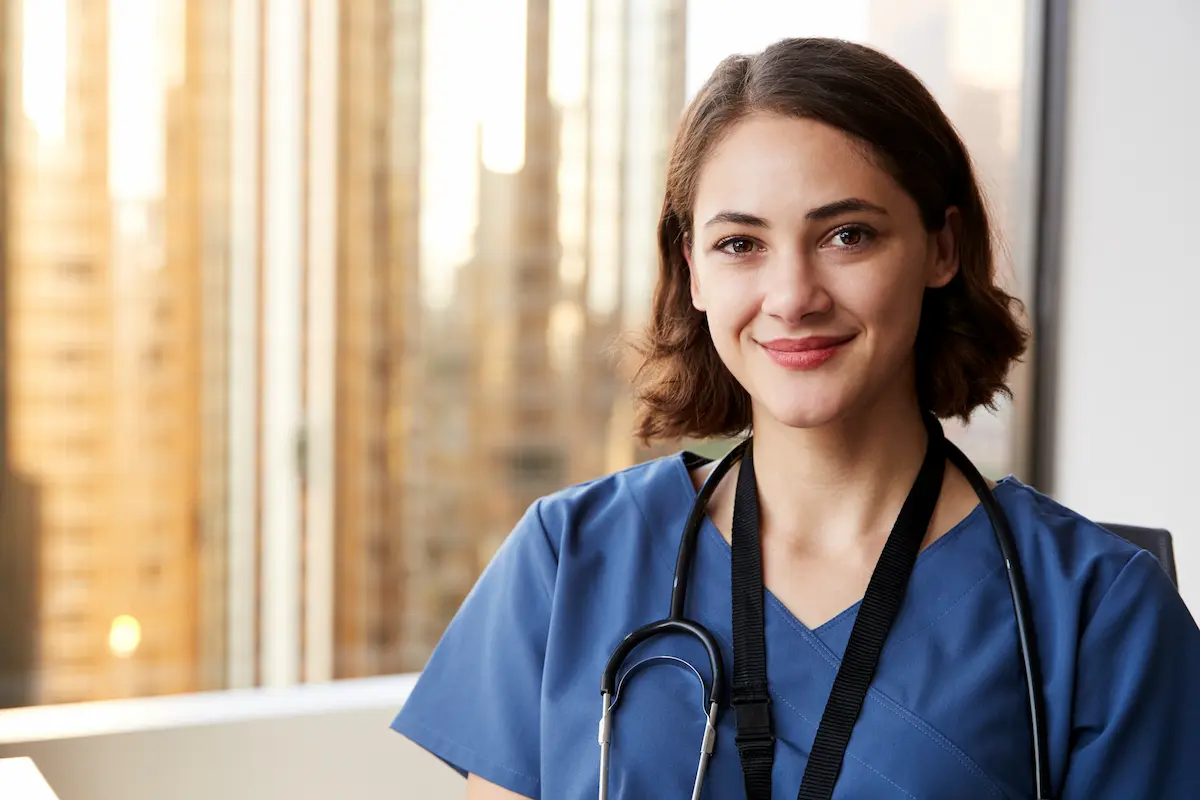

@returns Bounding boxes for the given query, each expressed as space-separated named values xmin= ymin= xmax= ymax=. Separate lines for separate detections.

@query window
xmin=686 ymin=0 xmax=1036 ymax=478
xmin=0 ymin=0 xmax=1042 ymax=708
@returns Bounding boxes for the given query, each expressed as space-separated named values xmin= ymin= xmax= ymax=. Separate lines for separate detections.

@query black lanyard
xmin=730 ymin=424 xmax=946 ymax=800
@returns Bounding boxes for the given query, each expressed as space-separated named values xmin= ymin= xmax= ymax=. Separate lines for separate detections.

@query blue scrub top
xmin=392 ymin=453 xmax=1200 ymax=799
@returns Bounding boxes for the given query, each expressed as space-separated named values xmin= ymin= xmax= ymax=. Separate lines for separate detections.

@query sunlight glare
xmin=109 ymin=615 xmax=142 ymax=658
xmin=21 ymin=0 xmax=68 ymax=142
xmin=549 ymin=0 xmax=587 ymax=107
xmin=479 ymin=0 xmax=527 ymax=174
xmin=109 ymin=0 xmax=167 ymax=201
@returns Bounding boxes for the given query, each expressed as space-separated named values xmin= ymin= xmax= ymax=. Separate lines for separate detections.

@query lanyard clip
xmin=731 ymin=693 xmax=774 ymax=747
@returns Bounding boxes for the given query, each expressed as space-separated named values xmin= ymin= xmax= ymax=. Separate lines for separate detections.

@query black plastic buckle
xmin=732 ymin=695 xmax=775 ymax=747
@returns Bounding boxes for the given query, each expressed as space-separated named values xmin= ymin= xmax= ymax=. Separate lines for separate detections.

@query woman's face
xmin=686 ymin=113 xmax=959 ymax=430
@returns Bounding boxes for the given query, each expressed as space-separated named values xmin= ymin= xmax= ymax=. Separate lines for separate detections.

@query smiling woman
xmin=392 ymin=37 xmax=1200 ymax=800
xmin=636 ymin=51 xmax=1026 ymax=443
xmin=685 ymin=114 xmax=964 ymax=432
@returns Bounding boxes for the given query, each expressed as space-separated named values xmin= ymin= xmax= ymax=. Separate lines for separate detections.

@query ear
xmin=927 ymin=206 xmax=962 ymax=289
xmin=684 ymin=232 xmax=707 ymax=312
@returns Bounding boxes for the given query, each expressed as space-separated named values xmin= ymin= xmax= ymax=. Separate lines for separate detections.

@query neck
xmin=747 ymin=393 xmax=931 ymax=556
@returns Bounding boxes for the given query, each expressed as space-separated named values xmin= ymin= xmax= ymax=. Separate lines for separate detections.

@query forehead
xmin=693 ymin=114 xmax=900 ymax=219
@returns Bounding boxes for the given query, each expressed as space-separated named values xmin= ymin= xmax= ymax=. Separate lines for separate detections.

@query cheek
xmin=696 ymin=267 xmax=760 ymax=333
xmin=696 ymin=274 xmax=758 ymax=377
xmin=848 ymin=268 xmax=926 ymax=352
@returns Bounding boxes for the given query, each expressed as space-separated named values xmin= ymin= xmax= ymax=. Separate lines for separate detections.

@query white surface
xmin=0 ymin=675 xmax=417 ymax=745
xmin=0 ymin=758 xmax=60 ymax=800
xmin=0 ymin=676 xmax=462 ymax=800
xmin=1052 ymin=0 xmax=1200 ymax=612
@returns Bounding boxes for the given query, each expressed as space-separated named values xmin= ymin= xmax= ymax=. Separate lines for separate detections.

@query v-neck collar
xmin=614 ymin=453 xmax=1021 ymax=797
xmin=668 ymin=450 xmax=1018 ymax=639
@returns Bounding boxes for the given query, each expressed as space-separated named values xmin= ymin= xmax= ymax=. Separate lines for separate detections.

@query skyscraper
xmin=0 ymin=0 xmax=43 ymax=710
xmin=564 ymin=0 xmax=691 ymax=478
xmin=0 ymin=0 xmax=203 ymax=704
xmin=380 ymin=0 xmax=691 ymax=670
xmin=481 ymin=0 xmax=563 ymax=540
xmin=389 ymin=0 xmax=564 ymax=668
xmin=331 ymin=0 xmax=424 ymax=679
xmin=4 ymin=0 xmax=114 ymax=705
xmin=0 ymin=0 xmax=695 ymax=701
xmin=193 ymin=0 xmax=237 ymax=694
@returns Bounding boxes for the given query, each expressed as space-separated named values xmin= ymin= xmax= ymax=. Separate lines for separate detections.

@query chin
xmin=738 ymin=342 xmax=887 ymax=432
xmin=752 ymin=385 xmax=855 ymax=431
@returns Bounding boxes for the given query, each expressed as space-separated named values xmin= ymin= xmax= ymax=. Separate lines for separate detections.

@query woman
xmin=392 ymin=38 xmax=1200 ymax=798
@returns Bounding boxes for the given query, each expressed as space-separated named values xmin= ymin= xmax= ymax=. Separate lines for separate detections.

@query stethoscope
xmin=598 ymin=427 xmax=1052 ymax=799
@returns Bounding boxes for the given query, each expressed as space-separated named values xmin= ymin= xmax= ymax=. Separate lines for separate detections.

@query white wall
xmin=1053 ymin=0 xmax=1200 ymax=612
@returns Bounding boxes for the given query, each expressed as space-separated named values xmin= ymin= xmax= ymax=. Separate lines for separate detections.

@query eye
xmin=827 ymin=225 xmax=874 ymax=250
xmin=714 ymin=236 xmax=758 ymax=256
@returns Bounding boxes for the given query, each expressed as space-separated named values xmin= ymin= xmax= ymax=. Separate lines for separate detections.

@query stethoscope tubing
xmin=944 ymin=439 xmax=1051 ymax=799
xmin=599 ymin=435 xmax=1052 ymax=799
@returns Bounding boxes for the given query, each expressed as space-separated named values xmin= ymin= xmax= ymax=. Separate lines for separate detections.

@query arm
xmin=466 ymin=774 xmax=535 ymax=800
xmin=1061 ymin=550 xmax=1200 ymax=798
xmin=391 ymin=499 xmax=558 ymax=799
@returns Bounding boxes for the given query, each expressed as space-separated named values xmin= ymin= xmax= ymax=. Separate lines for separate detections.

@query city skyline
xmin=0 ymin=0 xmax=691 ymax=705
xmin=0 ymin=0 xmax=1033 ymax=708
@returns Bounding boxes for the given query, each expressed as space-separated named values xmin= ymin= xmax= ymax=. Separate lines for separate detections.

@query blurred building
xmin=193 ymin=0 xmax=236 ymax=695
xmin=0 ymin=0 xmax=692 ymax=701
xmin=0 ymin=0 xmax=42 ymax=710
xmin=868 ymin=0 xmax=1030 ymax=477
xmin=465 ymin=0 xmax=565 ymax=571
xmin=565 ymin=0 xmax=691 ymax=479
xmin=0 ymin=0 xmax=204 ymax=705
xmin=331 ymin=0 xmax=424 ymax=679
xmin=383 ymin=0 xmax=690 ymax=670
xmin=386 ymin=0 xmax=567 ymax=669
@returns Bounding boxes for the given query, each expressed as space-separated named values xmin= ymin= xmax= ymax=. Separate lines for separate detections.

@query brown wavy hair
xmin=631 ymin=37 xmax=1029 ymax=443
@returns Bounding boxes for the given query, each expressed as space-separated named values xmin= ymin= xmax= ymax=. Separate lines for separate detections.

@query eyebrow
xmin=806 ymin=197 xmax=889 ymax=220
xmin=702 ymin=210 xmax=769 ymax=229
xmin=702 ymin=197 xmax=888 ymax=229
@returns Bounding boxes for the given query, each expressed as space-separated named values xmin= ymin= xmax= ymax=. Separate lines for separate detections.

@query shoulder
xmin=989 ymin=486 xmax=1200 ymax=796
xmin=532 ymin=452 xmax=694 ymax=559
xmin=995 ymin=478 xmax=1177 ymax=628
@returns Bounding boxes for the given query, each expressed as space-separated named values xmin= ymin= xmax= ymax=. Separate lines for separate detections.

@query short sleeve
xmin=1061 ymin=549 xmax=1200 ymax=798
xmin=391 ymin=499 xmax=557 ymax=798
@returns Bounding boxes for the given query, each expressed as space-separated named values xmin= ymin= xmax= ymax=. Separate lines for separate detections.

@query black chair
xmin=1100 ymin=524 xmax=1178 ymax=587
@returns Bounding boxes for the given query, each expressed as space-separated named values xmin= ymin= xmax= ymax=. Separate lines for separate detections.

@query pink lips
xmin=758 ymin=335 xmax=855 ymax=370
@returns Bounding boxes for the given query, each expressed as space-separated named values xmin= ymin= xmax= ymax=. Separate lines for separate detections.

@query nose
xmin=758 ymin=249 xmax=832 ymax=322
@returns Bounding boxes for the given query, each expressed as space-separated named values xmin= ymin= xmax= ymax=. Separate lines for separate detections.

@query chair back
xmin=1100 ymin=524 xmax=1178 ymax=586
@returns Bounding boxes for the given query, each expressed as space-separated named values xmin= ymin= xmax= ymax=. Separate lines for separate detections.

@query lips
xmin=759 ymin=335 xmax=856 ymax=352
xmin=757 ymin=334 xmax=856 ymax=370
